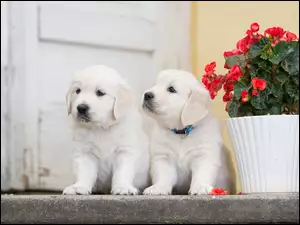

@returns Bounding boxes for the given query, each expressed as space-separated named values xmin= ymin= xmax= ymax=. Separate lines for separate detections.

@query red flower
xmin=202 ymin=71 xmax=213 ymax=85
xmin=246 ymin=29 xmax=253 ymax=37
xmin=209 ymin=188 xmax=227 ymax=195
xmin=224 ymin=63 xmax=230 ymax=69
xmin=225 ymin=102 xmax=230 ymax=112
xmin=252 ymin=77 xmax=267 ymax=91
xmin=224 ymin=51 xmax=234 ymax=58
xmin=202 ymin=76 xmax=209 ymax=87
xmin=250 ymin=22 xmax=260 ymax=32
xmin=205 ymin=62 xmax=216 ymax=73
xmin=202 ymin=63 xmax=227 ymax=100
xmin=223 ymin=49 xmax=243 ymax=58
xmin=236 ymin=36 xmax=250 ymax=53
xmin=279 ymin=36 xmax=289 ymax=42
xmin=232 ymin=49 xmax=243 ymax=55
xmin=271 ymin=39 xmax=280 ymax=47
xmin=252 ymin=89 xmax=259 ymax=96
xmin=210 ymin=91 xmax=217 ymax=99
xmin=231 ymin=65 xmax=242 ymax=75
xmin=286 ymin=31 xmax=298 ymax=42
xmin=210 ymin=79 xmax=223 ymax=93
xmin=223 ymin=91 xmax=234 ymax=102
xmin=241 ymin=89 xmax=249 ymax=102
xmin=223 ymin=81 xmax=235 ymax=92
xmin=241 ymin=89 xmax=248 ymax=98
xmin=248 ymin=37 xmax=259 ymax=45
xmin=202 ymin=75 xmax=208 ymax=85
xmin=202 ymin=70 xmax=215 ymax=89
xmin=227 ymin=65 xmax=243 ymax=81
xmin=257 ymin=33 xmax=264 ymax=40
xmin=264 ymin=27 xmax=286 ymax=38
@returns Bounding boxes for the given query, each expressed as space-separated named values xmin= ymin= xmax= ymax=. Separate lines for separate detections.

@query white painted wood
xmin=152 ymin=1 xmax=191 ymax=73
xmin=1 ymin=1 xmax=10 ymax=191
xmin=39 ymin=3 xmax=156 ymax=52
xmin=3 ymin=1 xmax=191 ymax=191
xmin=4 ymin=2 xmax=40 ymax=190
xmin=39 ymin=1 xmax=158 ymax=23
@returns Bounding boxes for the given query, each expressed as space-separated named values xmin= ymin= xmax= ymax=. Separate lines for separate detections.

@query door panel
xmin=39 ymin=2 xmax=156 ymax=51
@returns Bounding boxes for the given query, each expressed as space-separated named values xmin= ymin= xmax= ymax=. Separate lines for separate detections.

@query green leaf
xmin=281 ymin=42 xmax=299 ymax=75
xmin=291 ymin=75 xmax=299 ymax=86
xmin=251 ymin=96 xmax=268 ymax=110
xmin=233 ymin=82 xmax=249 ymax=100
xmin=257 ymin=60 xmax=273 ymax=75
xmin=253 ymin=109 xmax=270 ymax=116
xmin=260 ymin=50 xmax=271 ymax=60
xmin=249 ymin=37 xmax=270 ymax=59
xmin=285 ymin=83 xmax=299 ymax=99
xmin=270 ymin=83 xmax=284 ymax=99
xmin=270 ymin=104 xmax=282 ymax=115
xmin=269 ymin=41 xmax=295 ymax=65
xmin=250 ymin=87 xmax=271 ymax=110
xmin=251 ymin=58 xmax=272 ymax=81
xmin=250 ymin=64 xmax=259 ymax=78
xmin=228 ymin=100 xmax=240 ymax=118
xmin=275 ymin=69 xmax=289 ymax=84
xmin=225 ymin=54 xmax=247 ymax=68
xmin=256 ymin=67 xmax=272 ymax=83
xmin=257 ymin=59 xmax=270 ymax=68
xmin=237 ymin=103 xmax=253 ymax=117
xmin=284 ymin=92 xmax=295 ymax=105
xmin=245 ymin=111 xmax=254 ymax=116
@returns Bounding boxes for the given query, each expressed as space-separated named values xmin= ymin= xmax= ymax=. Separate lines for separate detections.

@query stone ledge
xmin=1 ymin=194 xmax=299 ymax=224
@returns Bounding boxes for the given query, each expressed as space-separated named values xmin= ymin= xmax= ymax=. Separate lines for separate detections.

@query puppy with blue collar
xmin=142 ymin=70 xmax=230 ymax=195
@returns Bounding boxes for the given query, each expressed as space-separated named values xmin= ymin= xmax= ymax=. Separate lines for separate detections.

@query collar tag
xmin=171 ymin=125 xmax=194 ymax=136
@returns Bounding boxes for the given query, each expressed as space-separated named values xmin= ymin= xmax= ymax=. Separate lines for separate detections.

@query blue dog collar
xmin=171 ymin=125 xmax=194 ymax=135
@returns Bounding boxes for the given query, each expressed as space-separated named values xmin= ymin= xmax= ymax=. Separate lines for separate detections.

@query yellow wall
xmin=192 ymin=1 xmax=299 ymax=193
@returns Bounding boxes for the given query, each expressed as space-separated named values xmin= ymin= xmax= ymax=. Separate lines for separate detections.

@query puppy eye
xmin=167 ymin=86 xmax=176 ymax=93
xmin=76 ymin=88 xmax=81 ymax=94
xmin=96 ymin=90 xmax=105 ymax=97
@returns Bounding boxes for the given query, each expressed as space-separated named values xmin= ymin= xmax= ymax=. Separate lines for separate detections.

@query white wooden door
xmin=2 ymin=1 xmax=191 ymax=191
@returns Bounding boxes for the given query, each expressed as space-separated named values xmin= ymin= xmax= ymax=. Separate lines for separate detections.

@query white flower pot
xmin=227 ymin=115 xmax=299 ymax=193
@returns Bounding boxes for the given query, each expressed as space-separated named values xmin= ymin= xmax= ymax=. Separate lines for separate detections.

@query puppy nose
xmin=77 ymin=104 xmax=89 ymax=114
xmin=144 ymin=92 xmax=154 ymax=101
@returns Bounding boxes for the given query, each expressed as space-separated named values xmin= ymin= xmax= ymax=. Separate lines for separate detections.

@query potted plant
xmin=202 ymin=22 xmax=299 ymax=193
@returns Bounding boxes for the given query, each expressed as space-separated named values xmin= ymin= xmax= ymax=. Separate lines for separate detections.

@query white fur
xmin=142 ymin=70 xmax=229 ymax=195
xmin=63 ymin=65 xmax=149 ymax=195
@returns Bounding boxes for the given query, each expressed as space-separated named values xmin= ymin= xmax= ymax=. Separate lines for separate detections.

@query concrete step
xmin=1 ymin=194 xmax=299 ymax=224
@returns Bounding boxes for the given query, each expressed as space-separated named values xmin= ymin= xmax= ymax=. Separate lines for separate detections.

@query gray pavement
xmin=1 ymin=193 xmax=299 ymax=224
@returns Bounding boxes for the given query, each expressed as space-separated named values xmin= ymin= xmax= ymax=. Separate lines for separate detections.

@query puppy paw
xmin=63 ymin=184 xmax=91 ymax=195
xmin=143 ymin=185 xmax=172 ymax=195
xmin=188 ymin=184 xmax=213 ymax=195
xmin=111 ymin=185 xmax=138 ymax=195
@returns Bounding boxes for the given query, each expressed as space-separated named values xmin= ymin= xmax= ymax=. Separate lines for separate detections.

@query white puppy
xmin=142 ymin=70 xmax=229 ymax=195
xmin=63 ymin=65 xmax=149 ymax=195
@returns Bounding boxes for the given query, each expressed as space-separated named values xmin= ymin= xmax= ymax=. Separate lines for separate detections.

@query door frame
xmin=1 ymin=1 xmax=40 ymax=191
xmin=1 ymin=0 xmax=10 ymax=191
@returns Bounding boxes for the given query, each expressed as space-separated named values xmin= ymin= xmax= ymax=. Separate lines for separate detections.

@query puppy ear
xmin=181 ymin=87 xmax=210 ymax=127
xmin=113 ymin=85 xmax=134 ymax=121
xmin=66 ymin=86 xmax=72 ymax=116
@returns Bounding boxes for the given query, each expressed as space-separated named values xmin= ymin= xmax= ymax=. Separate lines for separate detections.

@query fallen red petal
xmin=209 ymin=188 xmax=228 ymax=195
